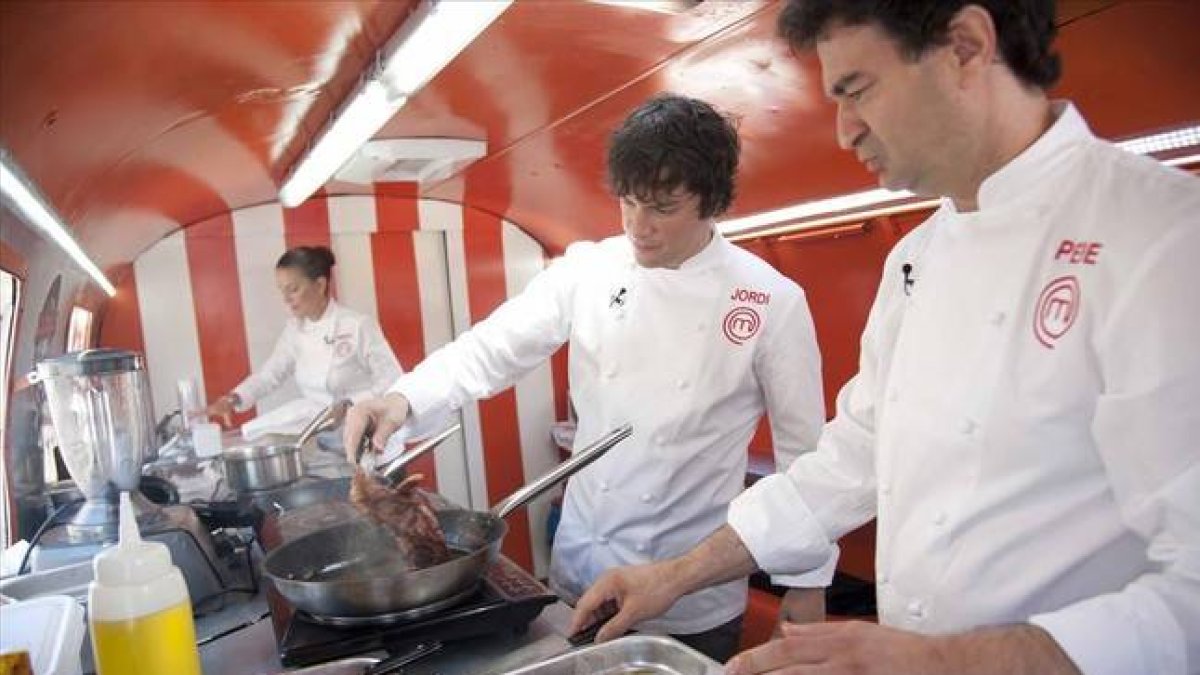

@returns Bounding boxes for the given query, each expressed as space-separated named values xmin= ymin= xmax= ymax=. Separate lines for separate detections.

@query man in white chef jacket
xmin=346 ymin=94 xmax=831 ymax=662
xmin=571 ymin=1 xmax=1200 ymax=674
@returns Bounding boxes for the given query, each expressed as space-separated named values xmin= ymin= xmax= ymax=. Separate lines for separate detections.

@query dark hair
xmin=276 ymin=245 xmax=335 ymax=284
xmin=607 ymin=93 xmax=740 ymax=219
xmin=778 ymin=0 xmax=1061 ymax=90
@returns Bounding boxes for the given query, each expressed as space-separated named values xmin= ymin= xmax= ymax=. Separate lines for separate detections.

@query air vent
xmin=335 ymin=138 xmax=487 ymax=184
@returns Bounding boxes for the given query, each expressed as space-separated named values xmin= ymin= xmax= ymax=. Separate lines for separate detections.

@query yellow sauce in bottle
xmin=91 ymin=600 xmax=201 ymax=675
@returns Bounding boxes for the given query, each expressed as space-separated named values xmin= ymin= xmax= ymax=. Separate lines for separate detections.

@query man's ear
xmin=945 ymin=4 xmax=999 ymax=84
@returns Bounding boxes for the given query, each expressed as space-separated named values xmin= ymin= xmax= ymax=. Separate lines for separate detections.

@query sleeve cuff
xmin=230 ymin=386 xmax=254 ymax=411
xmin=770 ymin=543 xmax=839 ymax=588
xmin=1028 ymin=584 xmax=1186 ymax=675
xmin=728 ymin=472 xmax=834 ymax=576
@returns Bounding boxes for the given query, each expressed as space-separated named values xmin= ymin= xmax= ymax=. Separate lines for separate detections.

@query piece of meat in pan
xmin=350 ymin=470 xmax=453 ymax=570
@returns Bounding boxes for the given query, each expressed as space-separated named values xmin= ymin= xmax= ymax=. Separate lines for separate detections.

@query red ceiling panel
xmin=1 ymin=0 xmax=1197 ymax=268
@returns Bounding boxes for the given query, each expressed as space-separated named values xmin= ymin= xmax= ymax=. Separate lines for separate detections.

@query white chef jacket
xmin=729 ymin=102 xmax=1200 ymax=675
xmin=391 ymin=232 xmax=828 ymax=634
xmin=233 ymin=300 xmax=402 ymax=414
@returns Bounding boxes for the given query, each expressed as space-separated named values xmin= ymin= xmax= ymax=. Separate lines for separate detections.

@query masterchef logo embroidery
xmin=1033 ymin=276 xmax=1081 ymax=349
xmin=723 ymin=307 xmax=761 ymax=345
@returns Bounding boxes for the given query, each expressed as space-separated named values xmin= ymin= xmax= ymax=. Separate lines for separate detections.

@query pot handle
xmin=490 ymin=424 xmax=632 ymax=519
xmin=296 ymin=399 xmax=350 ymax=447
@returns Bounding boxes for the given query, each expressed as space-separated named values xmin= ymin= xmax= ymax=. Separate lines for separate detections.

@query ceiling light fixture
xmin=279 ymin=0 xmax=513 ymax=208
xmin=720 ymin=123 xmax=1200 ymax=241
xmin=0 ymin=151 xmax=116 ymax=296
xmin=1115 ymin=124 xmax=1200 ymax=156
xmin=589 ymin=0 xmax=703 ymax=14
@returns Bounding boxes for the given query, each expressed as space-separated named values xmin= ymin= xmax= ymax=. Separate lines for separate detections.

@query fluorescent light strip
xmin=721 ymin=124 xmax=1200 ymax=240
xmin=589 ymin=0 xmax=698 ymax=14
xmin=279 ymin=0 xmax=513 ymax=208
xmin=0 ymin=155 xmax=116 ymax=296
xmin=1116 ymin=124 xmax=1200 ymax=155
xmin=280 ymin=81 xmax=402 ymax=207
xmin=727 ymin=198 xmax=941 ymax=242
xmin=718 ymin=188 xmax=921 ymax=236
xmin=1163 ymin=152 xmax=1200 ymax=169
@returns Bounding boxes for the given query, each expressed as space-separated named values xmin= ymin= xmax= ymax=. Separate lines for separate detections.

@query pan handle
xmin=490 ymin=424 xmax=633 ymax=519
xmin=378 ymin=423 xmax=462 ymax=485
xmin=297 ymin=399 xmax=350 ymax=448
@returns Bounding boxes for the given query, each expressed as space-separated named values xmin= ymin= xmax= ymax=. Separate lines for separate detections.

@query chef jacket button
xmin=906 ymin=599 xmax=926 ymax=620
xmin=932 ymin=511 xmax=947 ymax=526
xmin=599 ymin=482 xmax=609 ymax=492
xmin=886 ymin=388 xmax=898 ymax=403
xmin=959 ymin=418 xmax=977 ymax=435
xmin=597 ymin=537 xmax=608 ymax=545
xmin=653 ymin=436 xmax=665 ymax=447
xmin=990 ymin=311 xmax=1006 ymax=326
xmin=604 ymin=368 xmax=618 ymax=379
xmin=878 ymin=572 xmax=890 ymax=585
xmin=639 ymin=493 xmax=653 ymax=503
xmin=879 ymin=482 xmax=892 ymax=497
xmin=677 ymin=379 xmax=690 ymax=390
xmin=635 ymin=542 xmax=647 ymax=553
xmin=696 ymin=322 xmax=705 ymax=332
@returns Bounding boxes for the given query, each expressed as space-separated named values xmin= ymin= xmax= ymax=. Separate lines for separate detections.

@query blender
xmin=25 ymin=349 xmax=228 ymax=606
xmin=36 ymin=348 xmax=161 ymax=536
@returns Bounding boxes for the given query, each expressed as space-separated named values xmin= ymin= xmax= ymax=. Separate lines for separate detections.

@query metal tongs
xmin=356 ymin=422 xmax=462 ymax=486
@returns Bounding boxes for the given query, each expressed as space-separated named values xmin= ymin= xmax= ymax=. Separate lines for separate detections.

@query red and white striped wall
xmin=103 ymin=192 xmax=564 ymax=575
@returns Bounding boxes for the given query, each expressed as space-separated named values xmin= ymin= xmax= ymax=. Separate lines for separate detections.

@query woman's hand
xmin=343 ymin=393 xmax=411 ymax=463
xmin=206 ymin=394 xmax=239 ymax=428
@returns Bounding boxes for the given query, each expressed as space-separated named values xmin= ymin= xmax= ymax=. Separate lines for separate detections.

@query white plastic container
xmin=0 ymin=595 xmax=86 ymax=675
xmin=191 ymin=420 xmax=223 ymax=458
xmin=87 ymin=492 xmax=201 ymax=675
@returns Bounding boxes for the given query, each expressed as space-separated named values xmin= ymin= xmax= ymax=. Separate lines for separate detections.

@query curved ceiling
xmin=2 ymin=0 xmax=1198 ymax=269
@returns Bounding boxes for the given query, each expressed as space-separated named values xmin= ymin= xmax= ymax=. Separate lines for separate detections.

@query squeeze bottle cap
xmin=93 ymin=491 xmax=173 ymax=586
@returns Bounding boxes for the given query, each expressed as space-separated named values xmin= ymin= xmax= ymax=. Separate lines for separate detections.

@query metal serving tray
xmin=501 ymin=635 xmax=722 ymax=675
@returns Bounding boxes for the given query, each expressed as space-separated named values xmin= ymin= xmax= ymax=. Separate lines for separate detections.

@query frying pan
xmin=262 ymin=424 xmax=633 ymax=621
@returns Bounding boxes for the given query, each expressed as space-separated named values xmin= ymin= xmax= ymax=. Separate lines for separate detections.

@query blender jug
xmin=36 ymin=348 xmax=159 ymax=536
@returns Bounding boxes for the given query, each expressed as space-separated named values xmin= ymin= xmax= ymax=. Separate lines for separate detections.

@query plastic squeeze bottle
xmin=88 ymin=491 xmax=202 ymax=675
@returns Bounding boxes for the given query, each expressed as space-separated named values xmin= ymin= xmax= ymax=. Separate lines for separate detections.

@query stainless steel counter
xmin=199 ymin=601 xmax=577 ymax=675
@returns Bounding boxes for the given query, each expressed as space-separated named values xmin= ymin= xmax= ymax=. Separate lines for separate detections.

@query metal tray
xmin=501 ymin=635 xmax=722 ymax=675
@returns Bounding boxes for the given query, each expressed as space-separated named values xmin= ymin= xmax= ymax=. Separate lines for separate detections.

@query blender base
xmin=31 ymin=503 xmax=226 ymax=605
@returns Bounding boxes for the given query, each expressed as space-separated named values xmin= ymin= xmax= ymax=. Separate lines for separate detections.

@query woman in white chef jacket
xmin=206 ymin=246 xmax=402 ymax=443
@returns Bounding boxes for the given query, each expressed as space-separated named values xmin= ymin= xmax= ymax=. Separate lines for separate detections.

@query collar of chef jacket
xmin=971 ymin=101 xmax=1092 ymax=213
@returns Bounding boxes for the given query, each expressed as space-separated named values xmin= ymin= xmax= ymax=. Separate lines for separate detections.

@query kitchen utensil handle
xmin=364 ymin=641 xmax=442 ymax=675
xmin=354 ymin=420 xmax=377 ymax=466
xmin=296 ymin=400 xmax=348 ymax=447
xmin=379 ymin=423 xmax=462 ymax=485
xmin=491 ymin=423 xmax=632 ymax=519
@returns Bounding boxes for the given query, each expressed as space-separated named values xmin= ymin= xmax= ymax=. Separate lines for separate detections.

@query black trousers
xmin=670 ymin=614 xmax=744 ymax=664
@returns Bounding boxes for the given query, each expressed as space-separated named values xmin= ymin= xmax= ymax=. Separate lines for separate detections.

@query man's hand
xmin=727 ymin=621 xmax=1082 ymax=675
xmin=343 ymin=393 xmax=411 ymax=462
xmin=568 ymin=561 xmax=684 ymax=644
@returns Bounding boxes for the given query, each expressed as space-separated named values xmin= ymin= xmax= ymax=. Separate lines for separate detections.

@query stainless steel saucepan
xmin=222 ymin=401 xmax=348 ymax=493
xmin=262 ymin=424 xmax=633 ymax=621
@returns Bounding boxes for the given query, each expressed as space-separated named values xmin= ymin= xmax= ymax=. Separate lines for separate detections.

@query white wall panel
xmin=327 ymin=196 xmax=380 ymax=320
xmin=502 ymin=221 xmax=557 ymax=577
xmin=230 ymin=204 xmax=294 ymax=413
xmin=134 ymin=231 xmax=204 ymax=420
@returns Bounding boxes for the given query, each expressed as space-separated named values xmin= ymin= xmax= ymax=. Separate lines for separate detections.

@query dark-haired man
xmin=346 ymin=94 xmax=830 ymax=662
xmin=572 ymin=2 xmax=1200 ymax=673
